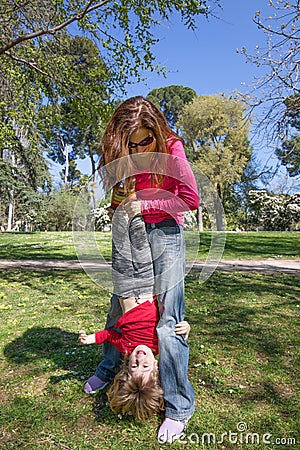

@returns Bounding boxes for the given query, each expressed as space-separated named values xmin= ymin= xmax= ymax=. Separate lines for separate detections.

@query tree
xmin=248 ymin=190 xmax=300 ymax=231
xmin=0 ymin=1 xmax=221 ymax=93
xmin=276 ymin=135 xmax=300 ymax=177
xmin=38 ymin=35 xmax=114 ymax=186
xmin=147 ymin=85 xmax=197 ymax=132
xmin=0 ymin=1 xmax=221 ymax=212
xmin=0 ymin=102 xmax=51 ymax=229
xmin=238 ymin=0 xmax=299 ymax=137
xmin=276 ymin=93 xmax=300 ymax=178
xmin=232 ymin=155 xmax=273 ymax=229
xmin=179 ymin=94 xmax=252 ymax=230
xmin=47 ymin=189 xmax=79 ymax=231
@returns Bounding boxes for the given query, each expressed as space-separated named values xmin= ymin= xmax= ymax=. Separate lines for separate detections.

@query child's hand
xmin=78 ymin=330 xmax=96 ymax=345
xmin=175 ymin=321 xmax=190 ymax=340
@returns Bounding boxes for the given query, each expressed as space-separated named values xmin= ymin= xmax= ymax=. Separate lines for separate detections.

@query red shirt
xmin=135 ymin=137 xmax=199 ymax=226
xmin=95 ymin=300 xmax=159 ymax=355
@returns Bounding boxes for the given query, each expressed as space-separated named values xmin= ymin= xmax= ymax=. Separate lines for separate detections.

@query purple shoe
xmin=157 ymin=417 xmax=191 ymax=443
xmin=84 ymin=375 xmax=108 ymax=394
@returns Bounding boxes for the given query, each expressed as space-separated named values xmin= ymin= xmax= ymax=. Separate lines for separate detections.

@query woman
xmin=88 ymin=96 xmax=199 ymax=443
xmin=79 ymin=213 xmax=190 ymax=421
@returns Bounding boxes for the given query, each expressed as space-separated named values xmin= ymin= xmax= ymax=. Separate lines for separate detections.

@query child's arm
xmin=78 ymin=330 xmax=96 ymax=345
xmin=175 ymin=321 xmax=190 ymax=341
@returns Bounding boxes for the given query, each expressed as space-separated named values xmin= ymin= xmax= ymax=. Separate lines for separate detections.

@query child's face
xmin=128 ymin=345 xmax=157 ymax=382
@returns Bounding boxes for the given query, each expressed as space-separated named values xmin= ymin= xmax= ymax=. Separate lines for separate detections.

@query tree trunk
xmin=64 ymin=144 xmax=70 ymax=186
xmin=197 ymin=205 xmax=203 ymax=232
xmin=214 ymin=185 xmax=225 ymax=231
xmin=7 ymin=194 xmax=14 ymax=231
xmin=88 ymin=149 xmax=97 ymax=209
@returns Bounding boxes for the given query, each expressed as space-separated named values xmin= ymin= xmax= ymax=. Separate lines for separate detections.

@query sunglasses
xmin=128 ymin=135 xmax=154 ymax=149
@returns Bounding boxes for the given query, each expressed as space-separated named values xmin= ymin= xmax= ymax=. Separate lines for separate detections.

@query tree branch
xmin=0 ymin=0 xmax=111 ymax=54
xmin=4 ymin=51 xmax=49 ymax=76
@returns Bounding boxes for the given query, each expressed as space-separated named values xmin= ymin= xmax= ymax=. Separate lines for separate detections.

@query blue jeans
xmin=148 ymin=224 xmax=194 ymax=421
xmin=96 ymin=224 xmax=194 ymax=421
xmin=95 ymin=293 xmax=123 ymax=382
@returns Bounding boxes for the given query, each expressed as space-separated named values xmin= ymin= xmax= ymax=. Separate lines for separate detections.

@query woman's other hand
xmin=123 ymin=194 xmax=142 ymax=218
xmin=175 ymin=321 xmax=191 ymax=340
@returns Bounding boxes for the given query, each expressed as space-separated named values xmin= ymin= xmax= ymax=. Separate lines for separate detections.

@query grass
xmin=0 ymin=231 xmax=299 ymax=260
xmin=0 ymin=268 xmax=299 ymax=449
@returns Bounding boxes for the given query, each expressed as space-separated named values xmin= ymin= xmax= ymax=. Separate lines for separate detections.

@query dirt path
xmin=0 ymin=258 xmax=299 ymax=275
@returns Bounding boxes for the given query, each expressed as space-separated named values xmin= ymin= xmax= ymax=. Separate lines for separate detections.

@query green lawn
xmin=0 ymin=230 xmax=299 ymax=260
xmin=0 ymin=269 xmax=299 ymax=449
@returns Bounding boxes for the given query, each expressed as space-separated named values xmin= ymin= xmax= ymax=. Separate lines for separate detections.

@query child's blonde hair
xmin=107 ymin=357 xmax=164 ymax=422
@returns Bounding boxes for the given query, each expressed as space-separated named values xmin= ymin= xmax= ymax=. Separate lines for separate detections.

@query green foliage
xmin=37 ymin=35 xmax=114 ymax=184
xmin=0 ymin=0 xmax=223 ymax=224
xmin=276 ymin=94 xmax=300 ymax=178
xmin=147 ymin=85 xmax=197 ymax=131
xmin=276 ymin=136 xmax=300 ymax=178
xmin=0 ymin=1 xmax=221 ymax=90
xmin=46 ymin=189 xmax=79 ymax=231
xmin=179 ymin=94 xmax=253 ymax=229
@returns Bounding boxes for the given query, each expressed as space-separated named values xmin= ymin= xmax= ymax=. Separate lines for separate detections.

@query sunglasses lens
xmin=129 ymin=135 xmax=154 ymax=149
xmin=139 ymin=136 xmax=154 ymax=147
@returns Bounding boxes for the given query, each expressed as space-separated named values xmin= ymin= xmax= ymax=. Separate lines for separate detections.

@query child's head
xmin=128 ymin=344 xmax=157 ymax=382
xmin=107 ymin=347 xmax=164 ymax=421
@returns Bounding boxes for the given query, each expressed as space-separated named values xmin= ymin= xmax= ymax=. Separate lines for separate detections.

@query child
xmin=79 ymin=182 xmax=190 ymax=421
xmin=79 ymin=289 xmax=190 ymax=421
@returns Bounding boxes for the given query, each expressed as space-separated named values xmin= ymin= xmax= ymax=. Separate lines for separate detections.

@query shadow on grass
xmin=221 ymin=233 xmax=300 ymax=258
xmin=0 ymin=269 xmax=109 ymax=301
xmin=0 ymin=239 xmax=75 ymax=260
xmin=186 ymin=272 xmax=300 ymax=411
xmin=3 ymin=326 xmax=103 ymax=384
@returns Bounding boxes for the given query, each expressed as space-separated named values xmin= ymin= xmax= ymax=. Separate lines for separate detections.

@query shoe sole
xmin=84 ymin=382 xmax=109 ymax=394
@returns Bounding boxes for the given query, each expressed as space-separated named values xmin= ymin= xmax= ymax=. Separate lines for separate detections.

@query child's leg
xmin=128 ymin=215 xmax=154 ymax=289
xmin=112 ymin=212 xmax=154 ymax=298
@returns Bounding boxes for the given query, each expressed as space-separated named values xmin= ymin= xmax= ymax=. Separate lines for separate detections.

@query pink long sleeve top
xmin=134 ymin=137 xmax=199 ymax=227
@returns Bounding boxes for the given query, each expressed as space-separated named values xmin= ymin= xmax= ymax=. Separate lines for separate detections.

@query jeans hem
xmin=164 ymin=408 xmax=195 ymax=422
xmin=95 ymin=368 xmax=117 ymax=384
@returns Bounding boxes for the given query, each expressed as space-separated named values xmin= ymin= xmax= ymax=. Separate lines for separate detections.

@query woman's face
xmin=128 ymin=127 xmax=156 ymax=155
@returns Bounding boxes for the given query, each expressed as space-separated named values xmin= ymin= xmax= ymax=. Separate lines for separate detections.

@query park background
xmin=0 ymin=1 xmax=299 ymax=449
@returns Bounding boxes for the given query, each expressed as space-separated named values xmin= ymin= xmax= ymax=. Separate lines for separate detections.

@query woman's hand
xmin=78 ymin=330 xmax=96 ymax=345
xmin=175 ymin=321 xmax=191 ymax=340
xmin=123 ymin=194 xmax=142 ymax=218
xmin=107 ymin=206 xmax=115 ymax=222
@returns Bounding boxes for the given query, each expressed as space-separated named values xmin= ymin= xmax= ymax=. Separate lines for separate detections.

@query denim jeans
xmin=148 ymin=224 xmax=194 ymax=421
xmin=112 ymin=212 xmax=154 ymax=297
xmin=96 ymin=223 xmax=194 ymax=421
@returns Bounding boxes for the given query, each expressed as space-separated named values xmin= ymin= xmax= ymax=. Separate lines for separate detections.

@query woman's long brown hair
xmin=98 ymin=96 xmax=183 ymax=193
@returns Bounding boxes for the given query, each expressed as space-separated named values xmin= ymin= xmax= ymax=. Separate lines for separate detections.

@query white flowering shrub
xmin=92 ymin=205 xmax=111 ymax=231
xmin=184 ymin=210 xmax=197 ymax=230
xmin=248 ymin=191 xmax=300 ymax=231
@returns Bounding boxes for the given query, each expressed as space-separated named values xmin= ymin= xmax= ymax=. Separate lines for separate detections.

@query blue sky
xmin=51 ymin=0 xmax=293 ymax=190
xmin=126 ymin=0 xmax=267 ymax=99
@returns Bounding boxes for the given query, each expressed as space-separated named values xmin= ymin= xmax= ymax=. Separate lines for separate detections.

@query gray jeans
xmin=111 ymin=211 xmax=154 ymax=298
